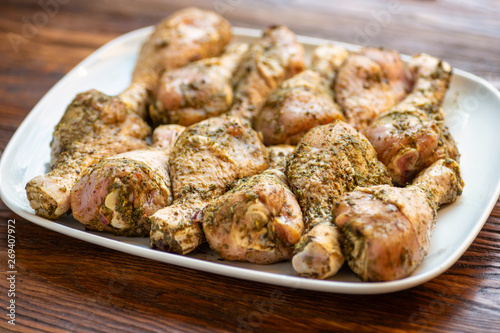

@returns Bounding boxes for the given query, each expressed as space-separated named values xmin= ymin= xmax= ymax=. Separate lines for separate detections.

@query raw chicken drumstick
xmin=70 ymin=125 xmax=185 ymax=236
xmin=359 ymin=47 xmax=412 ymax=104
xmin=150 ymin=43 xmax=248 ymax=126
xmin=363 ymin=53 xmax=458 ymax=185
xmin=286 ymin=121 xmax=392 ymax=279
xmin=227 ymin=25 xmax=305 ymax=121
xmin=149 ymin=116 xmax=269 ymax=255
xmin=120 ymin=7 xmax=232 ymax=118
xmin=26 ymin=90 xmax=151 ymax=219
xmin=335 ymin=48 xmax=411 ymax=130
xmin=201 ymin=168 xmax=304 ymax=264
xmin=334 ymin=158 xmax=464 ymax=282
xmin=199 ymin=145 xmax=299 ymax=264
xmin=25 ymin=8 xmax=231 ymax=220
xmin=309 ymin=44 xmax=350 ymax=84
xmin=254 ymin=44 xmax=348 ymax=145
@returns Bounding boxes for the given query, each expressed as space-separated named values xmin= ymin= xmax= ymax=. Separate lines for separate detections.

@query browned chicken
xmin=119 ymin=7 xmax=232 ymax=118
xmin=286 ymin=121 xmax=392 ymax=278
xmin=227 ymin=25 xmax=306 ymax=121
xmin=202 ymin=169 xmax=304 ymax=264
xmin=149 ymin=116 xmax=269 ymax=255
xmin=335 ymin=48 xmax=411 ymax=130
xmin=363 ymin=54 xmax=457 ymax=185
xmin=254 ymin=44 xmax=347 ymax=145
xmin=26 ymin=90 xmax=151 ymax=219
xmin=70 ymin=125 xmax=184 ymax=236
xmin=334 ymin=158 xmax=464 ymax=281
xmin=150 ymin=43 xmax=248 ymax=126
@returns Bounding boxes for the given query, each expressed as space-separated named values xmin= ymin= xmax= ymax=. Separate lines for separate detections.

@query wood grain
xmin=1 ymin=0 xmax=499 ymax=332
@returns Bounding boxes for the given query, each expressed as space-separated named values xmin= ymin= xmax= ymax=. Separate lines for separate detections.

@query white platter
xmin=1 ymin=27 xmax=500 ymax=294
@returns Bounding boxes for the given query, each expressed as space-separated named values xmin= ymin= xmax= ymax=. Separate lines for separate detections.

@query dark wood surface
xmin=1 ymin=0 xmax=499 ymax=332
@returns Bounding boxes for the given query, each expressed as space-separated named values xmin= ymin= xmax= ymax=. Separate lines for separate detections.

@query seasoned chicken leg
xmin=149 ymin=116 xmax=269 ymax=254
xmin=26 ymin=90 xmax=151 ymax=219
xmin=70 ymin=125 xmax=184 ymax=236
xmin=268 ymin=144 xmax=295 ymax=171
xmin=254 ymin=44 xmax=348 ymax=145
xmin=334 ymin=158 xmax=464 ymax=281
xmin=254 ymin=70 xmax=343 ymax=145
xmin=335 ymin=55 xmax=393 ymax=130
xmin=227 ymin=25 xmax=305 ymax=121
xmin=335 ymin=48 xmax=411 ymax=130
xmin=309 ymin=44 xmax=349 ymax=84
xmin=363 ymin=54 xmax=457 ymax=185
xmin=150 ymin=43 xmax=248 ymax=126
xmin=202 ymin=169 xmax=304 ymax=264
xmin=359 ymin=47 xmax=412 ymax=103
xmin=286 ymin=121 xmax=392 ymax=278
xmin=119 ymin=7 xmax=232 ymax=117
xmin=26 ymin=8 xmax=231 ymax=220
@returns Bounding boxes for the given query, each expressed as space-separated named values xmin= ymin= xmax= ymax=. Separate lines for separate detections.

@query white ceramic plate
xmin=1 ymin=27 xmax=500 ymax=294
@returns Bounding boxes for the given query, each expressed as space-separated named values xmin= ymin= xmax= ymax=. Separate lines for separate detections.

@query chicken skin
xmin=26 ymin=90 xmax=151 ymax=219
xmin=202 ymin=169 xmax=304 ymax=264
xmin=26 ymin=8 xmax=231 ymax=220
xmin=70 ymin=125 xmax=184 ymax=236
xmin=119 ymin=7 xmax=232 ymax=118
xmin=254 ymin=45 xmax=347 ymax=145
xmin=228 ymin=25 xmax=305 ymax=121
xmin=335 ymin=55 xmax=394 ymax=130
xmin=359 ymin=47 xmax=412 ymax=103
xmin=363 ymin=54 xmax=457 ymax=185
xmin=335 ymin=48 xmax=411 ymax=130
xmin=335 ymin=158 xmax=464 ymax=282
xmin=268 ymin=144 xmax=295 ymax=170
xmin=310 ymin=44 xmax=349 ymax=84
xmin=286 ymin=121 xmax=392 ymax=278
xmin=149 ymin=116 xmax=269 ymax=255
xmin=150 ymin=43 xmax=248 ymax=126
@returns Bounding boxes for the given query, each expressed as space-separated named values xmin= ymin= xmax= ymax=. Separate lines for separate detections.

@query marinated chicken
xmin=310 ymin=44 xmax=350 ymax=84
xmin=228 ymin=25 xmax=305 ymax=121
xmin=150 ymin=43 xmax=248 ymax=126
xmin=359 ymin=47 xmax=412 ymax=103
xmin=254 ymin=45 xmax=347 ymax=145
xmin=26 ymin=8 xmax=231 ymax=220
xmin=26 ymin=90 xmax=151 ymax=219
xmin=335 ymin=158 xmax=464 ymax=281
xmin=335 ymin=48 xmax=411 ymax=130
xmin=70 ymin=125 xmax=184 ymax=236
xmin=286 ymin=121 xmax=392 ymax=278
xmin=24 ymin=8 xmax=466 ymax=283
xmin=268 ymin=144 xmax=295 ymax=170
xmin=149 ymin=116 xmax=269 ymax=254
xmin=202 ymin=169 xmax=304 ymax=264
xmin=119 ymin=7 xmax=232 ymax=118
xmin=363 ymin=54 xmax=457 ymax=185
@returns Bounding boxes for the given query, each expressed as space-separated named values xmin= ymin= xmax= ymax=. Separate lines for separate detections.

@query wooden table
xmin=1 ymin=0 xmax=499 ymax=332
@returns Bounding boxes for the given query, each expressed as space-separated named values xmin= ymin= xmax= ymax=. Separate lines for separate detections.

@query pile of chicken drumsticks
xmin=26 ymin=7 xmax=463 ymax=282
